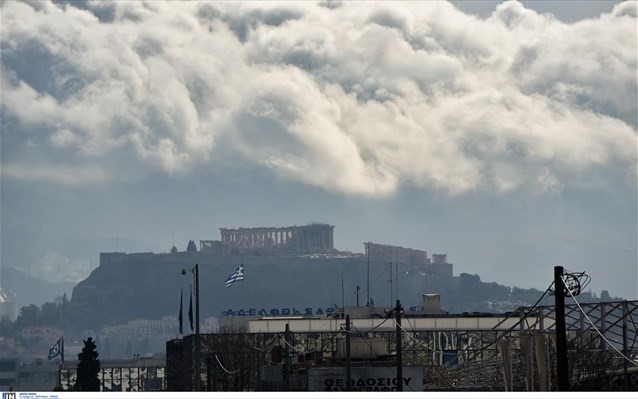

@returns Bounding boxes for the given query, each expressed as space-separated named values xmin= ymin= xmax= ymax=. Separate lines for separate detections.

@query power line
xmin=399 ymin=317 xmax=456 ymax=389
xmin=214 ymin=353 xmax=238 ymax=374
xmin=347 ymin=324 xmax=417 ymax=392
xmin=462 ymin=283 xmax=554 ymax=363
xmin=562 ymin=276 xmax=638 ymax=367
xmin=341 ymin=316 xmax=392 ymax=335
xmin=278 ymin=333 xmax=301 ymax=353
xmin=401 ymin=316 xmax=455 ymax=356
xmin=397 ymin=283 xmax=554 ymax=368
xmin=250 ymin=336 xmax=280 ymax=352
xmin=562 ymin=269 xmax=591 ymax=296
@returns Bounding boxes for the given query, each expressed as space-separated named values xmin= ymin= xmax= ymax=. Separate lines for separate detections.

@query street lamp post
xmin=182 ymin=264 xmax=200 ymax=391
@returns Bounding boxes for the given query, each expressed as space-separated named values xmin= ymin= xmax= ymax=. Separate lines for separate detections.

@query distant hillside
xmin=0 ymin=266 xmax=76 ymax=308
xmin=64 ymin=251 xmax=590 ymax=331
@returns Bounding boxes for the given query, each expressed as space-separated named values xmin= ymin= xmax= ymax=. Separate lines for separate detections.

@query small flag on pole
xmin=48 ymin=338 xmax=62 ymax=360
xmin=225 ymin=264 xmax=245 ymax=288
xmin=178 ymin=289 xmax=183 ymax=334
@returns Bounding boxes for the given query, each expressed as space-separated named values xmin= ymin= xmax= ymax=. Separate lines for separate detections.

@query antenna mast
xmin=366 ymin=242 xmax=370 ymax=307
xmin=341 ymin=267 xmax=345 ymax=310
xmin=389 ymin=262 xmax=393 ymax=306
xmin=395 ymin=261 xmax=398 ymax=303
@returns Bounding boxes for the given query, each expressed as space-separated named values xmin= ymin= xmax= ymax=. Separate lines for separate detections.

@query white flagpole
xmin=241 ymin=262 xmax=246 ymax=310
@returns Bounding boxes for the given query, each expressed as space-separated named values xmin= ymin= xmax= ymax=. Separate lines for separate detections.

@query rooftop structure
xmin=59 ymin=357 xmax=166 ymax=392
xmin=166 ymin=300 xmax=638 ymax=391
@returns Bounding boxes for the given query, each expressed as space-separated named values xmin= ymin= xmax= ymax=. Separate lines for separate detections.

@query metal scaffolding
xmin=165 ymin=300 xmax=638 ymax=391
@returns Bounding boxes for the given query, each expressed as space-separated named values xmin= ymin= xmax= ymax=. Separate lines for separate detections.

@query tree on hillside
xmin=15 ymin=304 xmax=40 ymax=329
xmin=40 ymin=302 xmax=61 ymax=325
xmin=186 ymin=240 xmax=197 ymax=252
xmin=76 ymin=337 xmax=101 ymax=391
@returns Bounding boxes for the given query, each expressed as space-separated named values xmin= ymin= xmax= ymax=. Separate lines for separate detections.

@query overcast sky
xmin=1 ymin=1 xmax=636 ymax=300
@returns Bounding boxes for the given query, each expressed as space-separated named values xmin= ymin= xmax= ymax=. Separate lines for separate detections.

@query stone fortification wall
xmin=99 ymin=245 xmax=451 ymax=277
xmin=98 ymin=250 xmax=356 ymax=270
xmin=364 ymin=243 xmax=453 ymax=277
xmin=365 ymin=243 xmax=428 ymax=266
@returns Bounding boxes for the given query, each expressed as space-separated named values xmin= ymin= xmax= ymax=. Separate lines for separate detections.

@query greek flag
xmin=48 ymin=338 xmax=62 ymax=360
xmin=225 ymin=264 xmax=244 ymax=287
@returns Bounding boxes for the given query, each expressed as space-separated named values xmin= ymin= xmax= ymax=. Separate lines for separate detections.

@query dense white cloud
xmin=1 ymin=0 xmax=635 ymax=195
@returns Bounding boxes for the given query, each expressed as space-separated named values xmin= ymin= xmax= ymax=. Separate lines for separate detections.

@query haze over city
xmin=1 ymin=0 xmax=636 ymax=303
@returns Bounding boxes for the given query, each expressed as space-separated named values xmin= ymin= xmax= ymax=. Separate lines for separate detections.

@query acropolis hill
xmin=69 ymin=223 xmax=548 ymax=330
xmin=100 ymin=223 xmax=452 ymax=278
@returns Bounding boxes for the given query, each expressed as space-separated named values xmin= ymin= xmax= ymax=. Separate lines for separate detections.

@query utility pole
xmin=367 ymin=242 xmax=370 ymax=307
xmin=206 ymin=353 xmax=217 ymax=392
xmin=195 ymin=264 xmax=200 ymax=391
xmin=395 ymin=300 xmax=403 ymax=391
xmin=341 ymin=268 xmax=345 ymax=310
xmin=212 ymin=354 xmax=218 ymax=391
xmin=554 ymin=266 xmax=569 ymax=391
xmin=182 ymin=264 xmax=201 ymax=391
xmin=389 ymin=262 xmax=393 ymax=306
xmin=284 ymin=323 xmax=291 ymax=391
xmin=623 ymin=300 xmax=629 ymax=389
xmin=345 ymin=315 xmax=352 ymax=391
xmin=258 ymin=349 xmax=264 ymax=391
xmin=395 ymin=262 xmax=398 ymax=307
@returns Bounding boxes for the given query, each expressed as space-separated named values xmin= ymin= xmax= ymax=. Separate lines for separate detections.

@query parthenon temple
xmin=220 ymin=224 xmax=334 ymax=252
